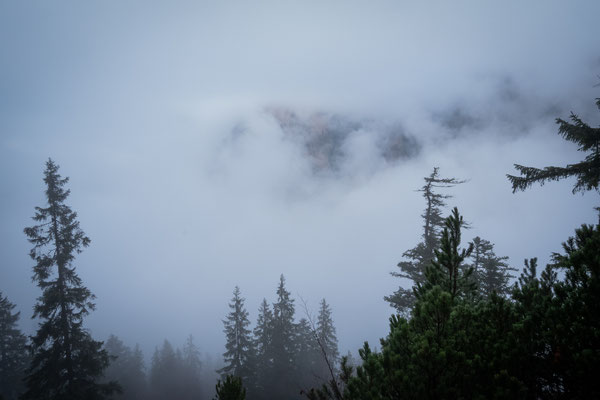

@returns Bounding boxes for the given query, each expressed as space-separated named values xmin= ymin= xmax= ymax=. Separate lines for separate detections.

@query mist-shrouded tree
xmin=181 ymin=335 xmax=203 ymax=400
xmin=469 ymin=236 xmax=517 ymax=298
xmin=103 ymin=335 xmax=147 ymax=400
xmin=252 ymin=299 xmax=273 ymax=400
xmin=270 ymin=275 xmax=297 ymax=398
xmin=150 ymin=340 xmax=180 ymax=400
xmin=316 ymin=299 xmax=339 ymax=378
xmin=0 ymin=292 xmax=29 ymax=400
xmin=219 ymin=287 xmax=253 ymax=387
xmin=294 ymin=318 xmax=321 ymax=391
xmin=507 ymin=98 xmax=600 ymax=220
xmin=385 ymin=167 xmax=465 ymax=315
xmin=214 ymin=375 xmax=246 ymax=400
xmin=22 ymin=159 xmax=117 ymax=400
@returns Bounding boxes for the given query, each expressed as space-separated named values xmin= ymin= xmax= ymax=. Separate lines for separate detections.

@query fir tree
xmin=295 ymin=318 xmax=321 ymax=390
xmin=22 ymin=159 xmax=117 ymax=400
xmin=219 ymin=287 xmax=253 ymax=386
xmin=0 ymin=292 xmax=29 ymax=400
xmin=385 ymin=167 xmax=465 ymax=315
xmin=252 ymin=299 xmax=273 ymax=400
xmin=270 ymin=275 xmax=297 ymax=399
xmin=507 ymin=98 xmax=600 ymax=219
xmin=103 ymin=336 xmax=147 ymax=400
xmin=469 ymin=236 xmax=516 ymax=298
xmin=316 ymin=299 xmax=339 ymax=376
xmin=181 ymin=335 xmax=202 ymax=400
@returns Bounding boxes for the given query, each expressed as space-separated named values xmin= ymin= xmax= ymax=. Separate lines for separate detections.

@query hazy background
xmin=1 ymin=0 xmax=599 ymax=361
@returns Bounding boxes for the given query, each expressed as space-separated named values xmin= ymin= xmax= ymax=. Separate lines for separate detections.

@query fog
xmin=1 ymin=0 xmax=599 ymax=372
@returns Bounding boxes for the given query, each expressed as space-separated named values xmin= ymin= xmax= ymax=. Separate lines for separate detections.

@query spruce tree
xmin=385 ymin=167 xmax=465 ymax=315
xmin=252 ymin=299 xmax=273 ymax=400
xmin=181 ymin=335 xmax=202 ymax=400
xmin=219 ymin=287 xmax=253 ymax=386
xmin=0 ymin=292 xmax=29 ymax=400
xmin=294 ymin=318 xmax=321 ymax=390
xmin=270 ymin=275 xmax=297 ymax=399
xmin=469 ymin=236 xmax=516 ymax=298
xmin=507 ymin=98 xmax=600 ymax=219
xmin=103 ymin=336 xmax=147 ymax=400
xmin=22 ymin=159 xmax=117 ymax=400
xmin=316 ymin=299 xmax=339 ymax=376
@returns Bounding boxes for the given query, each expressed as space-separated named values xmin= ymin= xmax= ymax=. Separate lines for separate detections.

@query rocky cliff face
xmin=266 ymin=107 xmax=420 ymax=175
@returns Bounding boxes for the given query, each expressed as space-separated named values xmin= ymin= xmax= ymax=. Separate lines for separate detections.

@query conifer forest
xmin=1 ymin=2 xmax=600 ymax=400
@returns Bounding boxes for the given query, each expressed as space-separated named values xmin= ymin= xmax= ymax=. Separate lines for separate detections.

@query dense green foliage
xmin=22 ymin=159 xmax=117 ymax=400
xmin=507 ymin=98 xmax=600 ymax=196
xmin=0 ymin=292 xmax=29 ymax=400
xmin=307 ymin=212 xmax=600 ymax=400
xmin=214 ymin=375 xmax=246 ymax=400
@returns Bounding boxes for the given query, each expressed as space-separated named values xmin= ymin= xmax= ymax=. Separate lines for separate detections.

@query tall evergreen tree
xmin=294 ymin=318 xmax=321 ymax=391
xmin=150 ymin=340 xmax=182 ymax=400
xmin=271 ymin=275 xmax=297 ymax=399
xmin=316 ymin=299 xmax=339 ymax=377
xmin=252 ymin=299 xmax=273 ymax=400
xmin=507 ymin=98 xmax=600 ymax=219
xmin=22 ymin=159 xmax=117 ymax=400
xmin=219 ymin=287 xmax=253 ymax=387
xmin=181 ymin=335 xmax=203 ymax=400
xmin=469 ymin=236 xmax=516 ymax=298
xmin=0 ymin=292 xmax=29 ymax=400
xmin=385 ymin=167 xmax=465 ymax=315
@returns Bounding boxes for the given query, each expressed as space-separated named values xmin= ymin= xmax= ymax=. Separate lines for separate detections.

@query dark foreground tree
xmin=214 ymin=375 xmax=246 ymax=400
xmin=0 ymin=292 xmax=29 ymax=400
xmin=385 ymin=167 xmax=465 ymax=315
xmin=22 ymin=159 xmax=118 ymax=400
xmin=507 ymin=98 xmax=600 ymax=219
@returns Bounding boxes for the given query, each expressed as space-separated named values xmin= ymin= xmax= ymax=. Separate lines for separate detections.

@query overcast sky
xmin=1 ymin=1 xmax=599 ymax=360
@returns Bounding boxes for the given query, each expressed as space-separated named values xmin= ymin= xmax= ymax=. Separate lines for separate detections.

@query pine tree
xmin=214 ymin=375 xmax=246 ymax=400
xmin=507 ymin=98 xmax=600 ymax=219
xmin=469 ymin=237 xmax=517 ymax=298
xmin=219 ymin=287 xmax=253 ymax=386
xmin=0 ymin=292 xmax=29 ymax=400
xmin=416 ymin=207 xmax=474 ymax=300
xmin=385 ymin=167 xmax=465 ymax=315
xmin=22 ymin=159 xmax=117 ymax=400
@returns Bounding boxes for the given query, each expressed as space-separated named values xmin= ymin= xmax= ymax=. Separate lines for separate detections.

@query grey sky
xmin=1 ymin=1 xmax=599 ymax=359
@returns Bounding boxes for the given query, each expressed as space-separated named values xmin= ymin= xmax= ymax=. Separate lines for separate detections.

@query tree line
xmin=1 ymin=97 xmax=599 ymax=399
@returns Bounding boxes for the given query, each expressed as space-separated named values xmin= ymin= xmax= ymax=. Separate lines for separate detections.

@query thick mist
xmin=1 ymin=0 xmax=599 ymax=380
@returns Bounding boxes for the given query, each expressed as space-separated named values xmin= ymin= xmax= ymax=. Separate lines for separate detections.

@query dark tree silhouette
xmin=0 ymin=292 xmax=29 ymax=400
xmin=22 ymin=159 xmax=117 ymax=400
